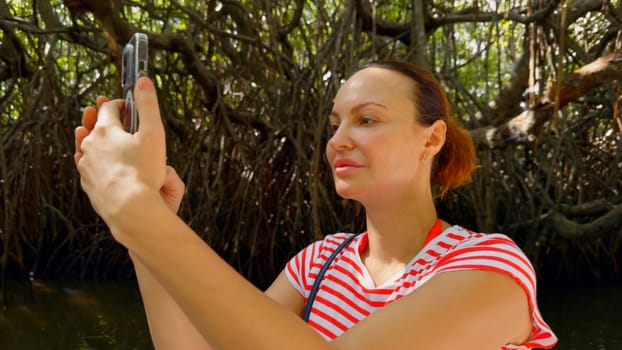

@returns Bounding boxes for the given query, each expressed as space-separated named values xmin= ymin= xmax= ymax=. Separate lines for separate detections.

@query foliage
xmin=1 ymin=0 xmax=621 ymax=299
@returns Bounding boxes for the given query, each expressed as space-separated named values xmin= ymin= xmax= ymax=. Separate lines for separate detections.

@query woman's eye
xmin=361 ymin=116 xmax=375 ymax=125
xmin=329 ymin=123 xmax=339 ymax=133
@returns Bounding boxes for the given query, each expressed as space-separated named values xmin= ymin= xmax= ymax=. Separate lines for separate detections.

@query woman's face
xmin=326 ymin=67 xmax=435 ymax=204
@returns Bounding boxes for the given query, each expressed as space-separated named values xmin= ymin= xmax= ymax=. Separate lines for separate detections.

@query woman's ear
xmin=425 ymin=119 xmax=447 ymax=156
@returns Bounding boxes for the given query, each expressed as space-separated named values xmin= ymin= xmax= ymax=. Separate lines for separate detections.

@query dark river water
xmin=539 ymin=282 xmax=622 ymax=350
xmin=1 ymin=280 xmax=620 ymax=349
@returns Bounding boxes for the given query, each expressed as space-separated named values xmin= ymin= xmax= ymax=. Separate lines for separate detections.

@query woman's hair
xmin=358 ymin=61 xmax=476 ymax=196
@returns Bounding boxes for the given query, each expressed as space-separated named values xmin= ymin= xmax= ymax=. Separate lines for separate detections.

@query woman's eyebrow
xmin=330 ymin=102 xmax=387 ymax=117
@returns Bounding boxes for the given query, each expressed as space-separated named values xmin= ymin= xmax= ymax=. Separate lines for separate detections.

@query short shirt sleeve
xmin=435 ymin=233 xmax=558 ymax=350
xmin=284 ymin=240 xmax=323 ymax=297
xmin=284 ymin=233 xmax=352 ymax=299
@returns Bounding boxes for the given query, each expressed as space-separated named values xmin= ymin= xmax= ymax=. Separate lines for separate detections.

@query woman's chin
xmin=335 ymin=185 xmax=362 ymax=201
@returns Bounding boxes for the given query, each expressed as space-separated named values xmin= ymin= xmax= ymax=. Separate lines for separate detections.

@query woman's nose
xmin=327 ymin=123 xmax=354 ymax=150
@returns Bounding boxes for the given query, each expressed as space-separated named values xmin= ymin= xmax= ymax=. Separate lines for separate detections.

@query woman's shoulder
xmin=431 ymin=226 xmax=557 ymax=349
xmin=320 ymin=232 xmax=360 ymax=245
xmin=284 ymin=232 xmax=363 ymax=296
xmin=297 ymin=231 xmax=358 ymax=248
xmin=437 ymin=225 xmax=523 ymax=251
xmin=289 ymin=232 xmax=361 ymax=265
xmin=431 ymin=225 xmax=538 ymax=298
xmin=430 ymin=225 xmax=533 ymax=275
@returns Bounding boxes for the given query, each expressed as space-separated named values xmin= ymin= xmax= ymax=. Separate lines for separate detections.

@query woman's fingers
xmin=81 ymin=96 xmax=110 ymax=131
xmin=74 ymin=126 xmax=90 ymax=164
xmin=95 ymin=99 xmax=124 ymax=129
xmin=134 ymin=77 xmax=164 ymax=137
xmin=96 ymin=95 xmax=109 ymax=109
xmin=76 ymin=96 xmax=111 ymax=164
xmin=81 ymin=106 xmax=98 ymax=131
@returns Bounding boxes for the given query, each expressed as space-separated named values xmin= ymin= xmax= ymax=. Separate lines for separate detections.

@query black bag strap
xmin=302 ymin=233 xmax=360 ymax=322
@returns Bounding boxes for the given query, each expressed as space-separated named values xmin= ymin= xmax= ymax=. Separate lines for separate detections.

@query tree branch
xmin=0 ymin=0 xmax=34 ymax=79
xmin=355 ymin=0 xmax=412 ymax=46
xmin=354 ymin=0 xmax=560 ymax=47
xmin=485 ymin=49 xmax=531 ymax=124
xmin=544 ymin=203 xmax=622 ymax=240
xmin=429 ymin=0 xmax=559 ymax=28
xmin=68 ymin=0 xmax=273 ymax=136
xmin=471 ymin=51 xmax=622 ymax=148
xmin=559 ymin=199 xmax=613 ymax=218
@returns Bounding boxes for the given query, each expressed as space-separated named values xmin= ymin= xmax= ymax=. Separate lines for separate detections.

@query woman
xmin=74 ymin=61 xmax=557 ymax=349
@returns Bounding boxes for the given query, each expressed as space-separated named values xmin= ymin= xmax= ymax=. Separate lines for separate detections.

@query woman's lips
xmin=333 ymin=158 xmax=362 ymax=175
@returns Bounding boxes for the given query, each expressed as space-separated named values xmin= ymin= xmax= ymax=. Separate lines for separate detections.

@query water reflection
xmin=0 ymin=281 xmax=151 ymax=350
xmin=1 ymin=280 xmax=621 ymax=349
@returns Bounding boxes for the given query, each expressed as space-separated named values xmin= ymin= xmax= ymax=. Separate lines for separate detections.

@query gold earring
xmin=422 ymin=154 xmax=427 ymax=163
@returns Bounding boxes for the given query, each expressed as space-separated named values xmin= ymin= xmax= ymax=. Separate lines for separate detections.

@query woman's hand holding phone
xmin=74 ymin=77 xmax=170 ymax=237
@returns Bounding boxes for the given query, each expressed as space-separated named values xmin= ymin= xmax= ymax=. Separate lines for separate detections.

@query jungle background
xmin=0 ymin=0 xmax=621 ymax=348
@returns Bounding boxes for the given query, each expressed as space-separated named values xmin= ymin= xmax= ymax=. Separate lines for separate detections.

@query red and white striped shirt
xmin=285 ymin=225 xmax=558 ymax=349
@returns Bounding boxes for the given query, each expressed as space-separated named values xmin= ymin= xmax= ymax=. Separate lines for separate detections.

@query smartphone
xmin=121 ymin=33 xmax=148 ymax=133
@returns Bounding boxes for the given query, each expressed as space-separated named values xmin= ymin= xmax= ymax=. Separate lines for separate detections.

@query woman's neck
xmin=362 ymin=196 xmax=439 ymax=265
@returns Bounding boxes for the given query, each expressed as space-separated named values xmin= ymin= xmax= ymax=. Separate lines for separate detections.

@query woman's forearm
xmin=112 ymin=189 xmax=332 ymax=350
xmin=130 ymin=251 xmax=213 ymax=350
